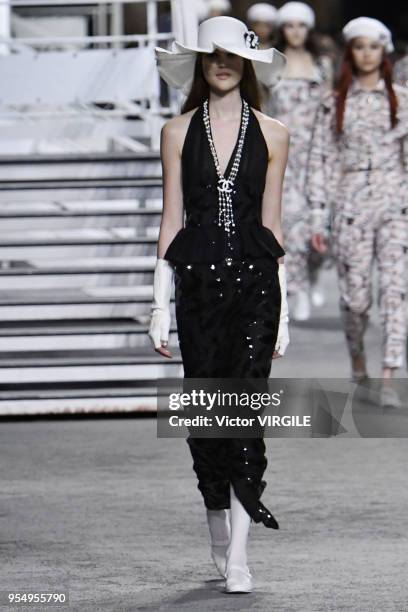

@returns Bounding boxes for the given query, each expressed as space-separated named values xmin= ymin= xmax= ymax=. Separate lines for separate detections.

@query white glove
xmin=148 ymin=257 xmax=174 ymax=350
xmin=275 ymin=263 xmax=290 ymax=356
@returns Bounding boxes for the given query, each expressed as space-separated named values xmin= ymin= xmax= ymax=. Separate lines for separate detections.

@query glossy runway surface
xmin=1 ymin=268 xmax=407 ymax=611
xmin=1 ymin=421 xmax=407 ymax=611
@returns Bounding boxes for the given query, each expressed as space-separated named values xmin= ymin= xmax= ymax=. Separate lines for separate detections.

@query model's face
xmin=282 ymin=20 xmax=308 ymax=48
xmin=201 ymin=49 xmax=244 ymax=93
xmin=350 ymin=37 xmax=383 ymax=73
xmin=251 ymin=20 xmax=274 ymax=44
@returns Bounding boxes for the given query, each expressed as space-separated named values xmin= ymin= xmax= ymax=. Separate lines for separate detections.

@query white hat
xmin=155 ymin=16 xmax=287 ymax=94
xmin=276 ymin=2 xmax=315 ymax=29
xmin=247 ymin=3 xmax=278 ymax=25
xmin=200 ymin=0 xmax=231 ymax=19
xmin=342 ymin=17 xmax=394 ymax=53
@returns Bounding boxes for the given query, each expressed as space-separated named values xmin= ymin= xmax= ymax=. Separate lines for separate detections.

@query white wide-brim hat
xmin=155 ymin=16 xmax=287 ymax=95
xmin=342 ymin=17 xmax=394 ymax=53
xmin=247 ymin=3 xmax=278 ymax=25
xmin=276 ymin=1 xmax=315 ymax=29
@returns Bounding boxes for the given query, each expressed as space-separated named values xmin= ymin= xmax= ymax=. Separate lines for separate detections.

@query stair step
xmin=0 ymin=246 xmax=157 ymax=260
xmin=0 ymin=317 xmax=178 ymax=352
xmin=0 ymin=362 xmax=182 ymax=385
xmin=0 ymin=318 xmax=176 ymax=337
xmin=0 ymin=152 xmax=161 ymax=182
xmin=0 ymin=177 xmax=162 ymax=191
xmin=0 ymin=382 xmax=158 ymax=402
xmin=0 ymin=227 xmax=160 ymax=247
xmin=0 ymin=198 xmax=163 ymax=218
xmin=0 ymin=152 xmax=160 ymax=162
xmin=0 ymin=396 xmax=157 ymax=416
xmin=0 ymin=304 xmax=173 ymax=321
xmin=0 ymin=348 xmax=182 ymax=368
xmin=0 ymin=187 xmax=162 ymax=206
xmin=0 ymin=218 xmax=161 ymax=233
xmin=0 ymin=335 xmax=176 ymax=352
xmin=0 ymin=256 xmax=156 ymax=276
xmin=0 ymin=285 xmax=159 ymax=306
xmin=0 ymin=152 xmax=178 ymax=413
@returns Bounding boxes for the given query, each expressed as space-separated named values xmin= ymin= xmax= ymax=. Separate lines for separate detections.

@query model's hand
xmin=273 ymin=263 xmax=290 ymax=359
xmin=311 ymin=233 xmax=328 ymax=253
xmin=149 ymin=310 xmax=173 ymax=358
xmin=148 ymin=258 xmax=174 ymax=359
xmin=273 ymin=323 xmax=289 ymax=359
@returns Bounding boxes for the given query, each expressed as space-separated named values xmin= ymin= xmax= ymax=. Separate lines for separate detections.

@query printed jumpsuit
xmin=306 ymin=79 xmax=408 ymax=369
xmin=163 ymin=101 xmax=285 ymax=528
xmin=394 ymin=55 xmax=408 ymax=88
xmin=266 ymin=56 xmax=333 ymax=295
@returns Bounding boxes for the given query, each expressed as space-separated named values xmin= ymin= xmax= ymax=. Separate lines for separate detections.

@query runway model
xmin=247 ymin=3 xmax=278 ymax=49
xmin=246 ymin=3 xmax=279 ymax=118
xmin=150 ymin=17 xmax=289 ymax=593
xmin=394 ymin=53 xmax=408 ymax=88
xmin=307 ymin=17 xmax=408 ymax=407
xmin=267 ymin=1 xmax=333 ymax=321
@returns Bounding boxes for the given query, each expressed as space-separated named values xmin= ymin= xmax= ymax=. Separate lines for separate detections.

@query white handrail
xmin=3 ymin=0 xmax=170 ymax=5
xmin=0 ymin=0 xmax=176 ymax=152
xmin=0 ymin=32 xmax=173 ymax=46
xmin=1 ymin=107 xmax=173 ymax=119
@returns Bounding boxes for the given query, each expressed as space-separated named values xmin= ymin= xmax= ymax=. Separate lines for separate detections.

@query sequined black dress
xmin=163 ymin=102 xmax=286 ymax=528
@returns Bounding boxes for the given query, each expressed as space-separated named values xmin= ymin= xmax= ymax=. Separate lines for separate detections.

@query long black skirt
xmin=173 ymin=256 xmax=281 ymax=528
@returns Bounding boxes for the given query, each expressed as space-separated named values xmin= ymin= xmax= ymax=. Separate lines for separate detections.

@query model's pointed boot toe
xmin=225 ymin=565 xmax=253 ymax=594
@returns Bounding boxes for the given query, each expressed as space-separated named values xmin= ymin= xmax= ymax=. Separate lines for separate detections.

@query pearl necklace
xmin=203 ymin=98 xmax=250 ymax=246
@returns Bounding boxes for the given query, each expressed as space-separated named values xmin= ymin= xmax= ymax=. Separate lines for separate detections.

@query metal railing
xmin=5 ymin=0 xmax=172 ymax=47
xmin=0 ymin=0 xmax=177 ymax=152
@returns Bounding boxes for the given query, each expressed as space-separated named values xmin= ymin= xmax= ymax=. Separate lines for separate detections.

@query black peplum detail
xmin=164 ymin=220 xmax=286 ymax=264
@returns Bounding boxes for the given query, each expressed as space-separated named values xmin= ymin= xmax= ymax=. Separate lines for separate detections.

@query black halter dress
xmin=163 ymin=101 xmax=285 ymax=528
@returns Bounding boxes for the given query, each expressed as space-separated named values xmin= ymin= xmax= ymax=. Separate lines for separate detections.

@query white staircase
xmin=0 ymin=152 xmax=183 ymax=416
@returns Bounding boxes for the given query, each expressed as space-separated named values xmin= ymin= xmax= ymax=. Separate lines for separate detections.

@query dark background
xmin=134 ymin=1 xmax=407 ymax=53
xmin=232 ymin=0 xmax=408 ymax=45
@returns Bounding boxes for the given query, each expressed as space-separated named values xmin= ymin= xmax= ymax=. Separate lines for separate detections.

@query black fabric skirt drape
xmin=173 ymin=256 xmax=281 ymax=528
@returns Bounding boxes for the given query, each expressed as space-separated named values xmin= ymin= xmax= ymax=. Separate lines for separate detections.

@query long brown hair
xmin=334 ymin=43 xmax=398 ymax=135
xmin=181 ymin=54 xmax=262 ymax=113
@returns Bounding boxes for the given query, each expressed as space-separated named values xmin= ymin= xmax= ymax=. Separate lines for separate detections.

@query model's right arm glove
xmin=148 ymin=257 xmax=174 ymax=350
xmin=274 ymin=263 xmax=290 ymax=357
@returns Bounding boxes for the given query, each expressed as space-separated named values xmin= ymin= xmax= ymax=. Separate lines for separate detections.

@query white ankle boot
xmin=311 ymin=283 xmax=326 ymax=307
xmin=225 ymin=564 xmax=253 ymax=593
xmin=292 ymin=290 xmax=311 ymax=321
xmin=379 ymin=384 xmax=402 ymax=409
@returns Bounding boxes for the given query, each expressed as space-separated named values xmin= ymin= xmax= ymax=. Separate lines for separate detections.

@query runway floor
xmin=1 ymin=268 xmax=407 ymax=611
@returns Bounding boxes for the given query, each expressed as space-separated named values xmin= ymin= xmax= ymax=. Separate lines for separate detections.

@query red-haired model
xmin=307 ymin=17 xmax=408 ymax=407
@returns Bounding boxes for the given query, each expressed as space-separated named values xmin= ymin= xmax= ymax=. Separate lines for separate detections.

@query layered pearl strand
xmin=203 ymin=98 xmax=250 ymax=246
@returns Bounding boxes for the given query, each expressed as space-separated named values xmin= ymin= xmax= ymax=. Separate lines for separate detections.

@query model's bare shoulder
xmin=252 ymin=109 xmax=289 ymax=158
xmin=161 ymin=108 xmax=199 ymax=155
